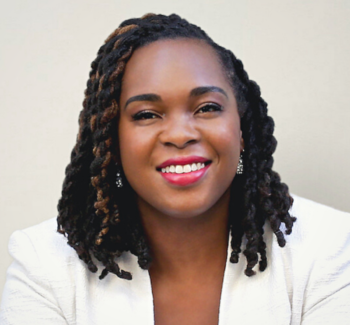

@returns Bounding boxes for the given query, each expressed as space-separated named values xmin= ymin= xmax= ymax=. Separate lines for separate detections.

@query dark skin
xmin=118 ymin=39 xmax=244 ymax=325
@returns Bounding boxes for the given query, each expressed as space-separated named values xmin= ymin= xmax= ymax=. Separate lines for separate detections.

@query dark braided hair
xmin=57 ymin=13 xmax=296 ymax=280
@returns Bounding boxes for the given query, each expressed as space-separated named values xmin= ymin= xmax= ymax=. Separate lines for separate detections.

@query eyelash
xmin=132 ymin=111 xmax=158 ymax=120
xmin=197 ymin=103 xmax=223 ymax=114
xmin=131 ymin=104 xmax=223 ymax=121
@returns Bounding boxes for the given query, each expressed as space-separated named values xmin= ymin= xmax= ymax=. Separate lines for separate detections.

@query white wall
xmin=1 ymin=0 xmax=349 ymax=297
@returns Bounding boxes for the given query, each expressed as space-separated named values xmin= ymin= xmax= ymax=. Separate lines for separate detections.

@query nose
xmin=159 ymin=114 xmax=201 ymax=149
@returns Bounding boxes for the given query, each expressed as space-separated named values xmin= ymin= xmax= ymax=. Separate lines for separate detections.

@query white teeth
xmin=183 ymin=164 xmax=191 ymax=173
xmin=161 ymin=162 xmax=208 ymax=173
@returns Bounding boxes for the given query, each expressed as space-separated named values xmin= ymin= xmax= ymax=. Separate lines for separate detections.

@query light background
xmin=1 ymin=0 xmax=349 ymax=297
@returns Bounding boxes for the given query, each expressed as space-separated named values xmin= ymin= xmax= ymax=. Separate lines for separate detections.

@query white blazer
xmin=1 ymin=195 xmax=350 ymax=324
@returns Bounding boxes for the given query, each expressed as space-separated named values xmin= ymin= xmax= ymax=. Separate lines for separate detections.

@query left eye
xmin=196 ymin=104 xmax=223 ymax=114
xmin=132 ymin=111 xmax=160 ymax=121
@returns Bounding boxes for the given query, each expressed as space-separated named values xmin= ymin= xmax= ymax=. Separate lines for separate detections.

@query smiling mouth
xmin=156 ymin=159 xmax=212 ymax=186
xmin=157 ymin=161 xmax=211 ymax=174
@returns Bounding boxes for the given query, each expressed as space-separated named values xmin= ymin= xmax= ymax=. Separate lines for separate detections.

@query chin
xmin=153 ymin=197 xmax=220 ymax=219
xmin=161 ymin=208 xmax=208 ymax=219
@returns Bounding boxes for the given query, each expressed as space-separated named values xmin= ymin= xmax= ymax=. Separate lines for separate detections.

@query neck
xmin=138 ymin=189 xmax=231 ymax=281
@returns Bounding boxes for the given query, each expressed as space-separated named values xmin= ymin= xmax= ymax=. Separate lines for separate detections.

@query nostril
xmin=164 ymin=138 xmax=199 ymax=149
xmin=186 ymin=139 xmax=198 ymax=145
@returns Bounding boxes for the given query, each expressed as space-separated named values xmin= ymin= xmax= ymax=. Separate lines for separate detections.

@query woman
xmin=1 ymin=13 xmax=350 ymax=325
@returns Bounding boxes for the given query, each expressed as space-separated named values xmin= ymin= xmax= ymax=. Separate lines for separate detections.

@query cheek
xmin=206 ymin=114 xmax=241 ymax=162
xmin=118 ymin=120 xmax=156 ymax=187
xmin=208 ymin=118 xmax=242 ymax=192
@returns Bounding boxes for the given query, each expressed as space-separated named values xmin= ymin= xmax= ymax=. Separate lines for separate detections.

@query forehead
xmin=120 ymin=38 xmax=231 ymax=97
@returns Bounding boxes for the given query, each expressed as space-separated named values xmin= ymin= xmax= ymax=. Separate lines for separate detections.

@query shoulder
xmin=10 ymin=217 xmax=66 ymax=250
xmin=278 ymin=194 xmax=350 ymax=267
xmin=1 ymin=218 xmax=79 ymax=323
xmin=7 ymin=217 xmax=143 ymax=286
xmin=8 ymin=217 xmax=77 ymax=269
xmin=6 ymin=218 xmax=82 ymax=301
xmin=2 ymin=218 xmax=151 ymax=324
xmin=290 ymin=194 xmax=350 ymax=225
xmin=287 ymin=194 xmax=350 ymax=252
xmin=278 ymin=195 xmax=350 ymax=322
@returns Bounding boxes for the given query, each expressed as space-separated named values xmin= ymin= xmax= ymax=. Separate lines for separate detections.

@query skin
xmin=118 ymin=39 xmax=244 ymax=325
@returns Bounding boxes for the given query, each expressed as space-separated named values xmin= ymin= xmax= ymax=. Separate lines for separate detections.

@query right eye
xmin=132 ymin=110 xmax=160 ymax=121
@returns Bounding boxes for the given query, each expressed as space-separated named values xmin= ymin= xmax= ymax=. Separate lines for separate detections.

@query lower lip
xmin=159 ymin=164 xmax=211 ymax=186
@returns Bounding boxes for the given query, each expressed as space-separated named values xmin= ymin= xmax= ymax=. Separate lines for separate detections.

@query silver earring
xmin=116 ymin=164 xmax=123 ymax=188
xmin=236 ymin=151 xmax=244 ymax=175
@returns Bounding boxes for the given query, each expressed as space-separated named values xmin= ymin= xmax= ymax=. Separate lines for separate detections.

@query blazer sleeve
xmin=0 ymin=229 xmax=68 ymax=325
xmin=300 ymin=210 xmax=350 ymax=324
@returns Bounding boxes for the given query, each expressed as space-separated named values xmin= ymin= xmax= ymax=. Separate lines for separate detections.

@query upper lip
xmin=156 ymin=156 xmax=211 ymax=169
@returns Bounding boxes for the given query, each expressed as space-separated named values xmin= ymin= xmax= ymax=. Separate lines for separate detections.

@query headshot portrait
xmin=0 ymin=1 xmax=349 ymax=324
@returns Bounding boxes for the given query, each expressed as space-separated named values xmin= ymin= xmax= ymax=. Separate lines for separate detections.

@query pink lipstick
xmin=157 ymin=156 xmax=211 ymax=186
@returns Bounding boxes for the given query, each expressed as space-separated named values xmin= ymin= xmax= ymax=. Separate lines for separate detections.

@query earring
xmin=116 ymin=163 xmax=123 ymax=188
xmin=236 ymin=151 xmax=244 ymax=175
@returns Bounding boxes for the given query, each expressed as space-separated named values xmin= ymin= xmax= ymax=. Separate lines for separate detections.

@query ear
xmin=240 ymin=130 xmax=244 ymax=152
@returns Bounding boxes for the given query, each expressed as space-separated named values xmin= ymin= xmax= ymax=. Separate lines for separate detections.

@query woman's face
xmin=118 ymin=38 xmax=243 ymax=219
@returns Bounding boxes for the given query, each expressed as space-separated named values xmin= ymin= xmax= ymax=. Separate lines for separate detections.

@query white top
xmin=1 ymin=195 xmax=350 ymax=325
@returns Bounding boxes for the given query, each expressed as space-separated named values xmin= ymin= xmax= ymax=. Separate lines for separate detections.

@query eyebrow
xmin=189 ymin=86 xmax=228 ymax=99
xmin=124 ymin=86 xmax=228 ymax=110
